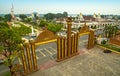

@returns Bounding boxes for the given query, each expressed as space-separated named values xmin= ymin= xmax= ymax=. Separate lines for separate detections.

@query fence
xmin=21 ymin=39 xmax=38 ymax=75
xmin=57 ymin=32 xmax=79 ymax=61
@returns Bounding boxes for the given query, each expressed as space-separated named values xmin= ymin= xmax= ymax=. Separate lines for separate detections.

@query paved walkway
xmin=28 ymin=46 xmax=120 ymax=76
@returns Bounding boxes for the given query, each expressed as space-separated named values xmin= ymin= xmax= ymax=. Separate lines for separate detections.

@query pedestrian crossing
xmin=38 ymin=50 xmax=46 ymax=57
xmin=44 ymin=48 xmax=53 ymax=55
xmin=36 ymin=47 xmax=57 ymax=59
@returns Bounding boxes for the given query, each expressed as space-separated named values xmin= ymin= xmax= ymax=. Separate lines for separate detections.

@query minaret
xmin=97 ymin=13 xmax=101 ymax=19
xmin=78 ymin=12 xmax=84 ymax=21
xmin=11 ymin=3 xmax=15 ymax=20
xmin=93 ymin=13 xmax=97 ymax=18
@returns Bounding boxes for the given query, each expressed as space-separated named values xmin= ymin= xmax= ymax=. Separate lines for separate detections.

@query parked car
xmin=104 ymin=49 xmax=112 ymax=53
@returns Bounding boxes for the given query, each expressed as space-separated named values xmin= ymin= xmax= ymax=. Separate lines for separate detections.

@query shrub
xmin=101 ymin=40 xmax=106 ymax=45
xmin=47 ymin=23 xmax=63 ymax=33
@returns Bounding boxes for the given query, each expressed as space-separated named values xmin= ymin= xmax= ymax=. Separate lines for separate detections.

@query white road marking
xmin=44 ymin=48 xmax=53 ymax=55
xmin=49 ymin=47 xmax=57 ymax=52
xmin=39 ymin=50 xmax=46 ymax=57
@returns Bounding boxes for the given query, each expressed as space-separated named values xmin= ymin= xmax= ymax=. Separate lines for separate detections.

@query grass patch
xmin=0 ymin=71 xmax=11 ymax=76
xmin=98 ymin=44 xmax=120 ymax=52
xmin=4 ymin=72 xmax=11 ymax=76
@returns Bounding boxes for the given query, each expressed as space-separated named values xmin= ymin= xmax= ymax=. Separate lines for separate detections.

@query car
xmin=104 ymin=49 xmax=112 ymax=53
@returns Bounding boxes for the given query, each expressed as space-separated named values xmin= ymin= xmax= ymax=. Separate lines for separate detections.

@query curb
xmin=96 ymin=45 xmax=120 ymax=55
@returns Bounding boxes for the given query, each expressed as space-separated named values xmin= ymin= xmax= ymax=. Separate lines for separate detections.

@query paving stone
xmin=27 ymin=46 xmax=120 ymax=76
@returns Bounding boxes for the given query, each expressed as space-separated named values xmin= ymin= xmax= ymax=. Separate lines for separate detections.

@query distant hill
xmin=0 ymin=14 xmax=44 ymax=18
xmin=0 ymin=14 xmax=77 ymax=17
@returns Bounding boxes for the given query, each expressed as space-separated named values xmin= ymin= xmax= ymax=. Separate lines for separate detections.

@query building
xmin=11 ymin=3 xmax=15 ymax=21
xmin=56 ymin=12 xmax=119 ymax=30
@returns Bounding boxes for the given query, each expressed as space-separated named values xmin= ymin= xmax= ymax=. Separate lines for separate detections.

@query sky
xmin=0 ymin=0 xmax=120 ymax=15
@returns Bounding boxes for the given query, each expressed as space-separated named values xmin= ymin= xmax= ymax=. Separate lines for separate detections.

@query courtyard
xmin=28 ymin=46 xmax=120 ymax=76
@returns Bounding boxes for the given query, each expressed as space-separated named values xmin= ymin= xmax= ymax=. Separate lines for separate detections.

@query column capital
xmin=66 ymin=17 xmax=72 ymax=22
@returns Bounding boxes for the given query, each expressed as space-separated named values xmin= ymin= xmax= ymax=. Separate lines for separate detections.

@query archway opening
xmin=78 ymin=34 xmax=89 ymax=49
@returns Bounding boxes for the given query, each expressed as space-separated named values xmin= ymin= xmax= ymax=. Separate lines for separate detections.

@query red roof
xmin=83 ymin=16 xmax=95 ymax=21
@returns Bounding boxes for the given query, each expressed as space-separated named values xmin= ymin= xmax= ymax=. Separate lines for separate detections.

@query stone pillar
xmin=66 ymin=17 xmax=72 ymax=57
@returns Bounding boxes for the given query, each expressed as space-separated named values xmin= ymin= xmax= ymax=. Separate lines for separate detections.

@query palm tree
xmin=104 ymin=24 xmax=119 ymax=38
xmin=113 ymin=25 xmax=119 ymax=36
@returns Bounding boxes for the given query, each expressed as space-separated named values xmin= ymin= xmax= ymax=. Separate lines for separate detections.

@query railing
xmin=57 ymin=32 xmax=79 ymax=61
xmin=21 ymin=39 xmax=38 ymax=75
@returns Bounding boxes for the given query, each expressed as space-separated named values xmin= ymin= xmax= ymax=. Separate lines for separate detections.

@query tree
xmin=44 ymin=12 xmax=68 ymax=20
xmin=47 ymin=23 xmax=63 ymax=33
xmin=104 ymin=25 xmax=112 ymax=38
xmin=0 ymin=16 xmax=4 ymax=21
xmin=104 ymin=25 xmax=119 ymax=38
xmin=117 ymin=15 xmax=120 ymax=19
xmin=19 ymin=14 xmax=27 ymax=21
xmin=0 ymin=22 xmax=9 ymax=28
xmin=0 ymin=22 xmax=22 ymax=76
xmin=13 ymin=24 xmax=31 ymax=36
xmin=39 ymin=20 xmax=47 ymax=27
xmin=55 ymin=13 xmax=63 ymax=18
xmin=4 ymin=14 xmax=12 ymax=21
xmin=25 ymin=18 xmax=32 ymax=23
xmin=112 ymin=26 xmax=119 ymax=36
xmin=44 ymin=13 xmax=55 ymax=20
xmin=63 ymin=11 xmax=68 ymax=17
